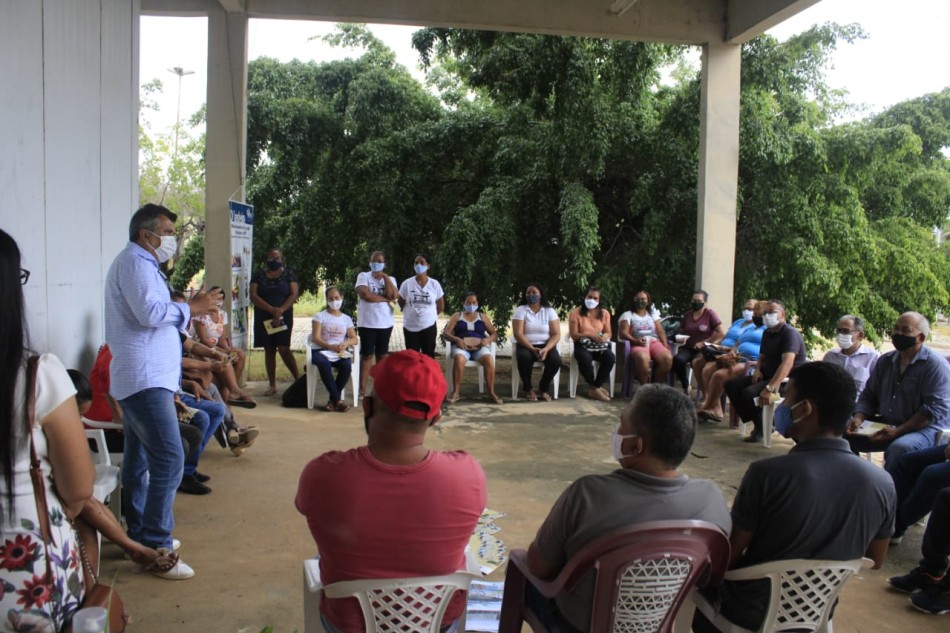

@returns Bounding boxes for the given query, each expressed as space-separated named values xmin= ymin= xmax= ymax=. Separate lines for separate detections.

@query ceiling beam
xmin=726 ymin=0 xmax=822 ymax=43
xmin=218 ymin=0 xmax=246 ymax=13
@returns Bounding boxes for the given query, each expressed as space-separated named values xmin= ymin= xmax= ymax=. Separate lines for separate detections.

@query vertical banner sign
xmin=228 ymin=200 xmax=254 ymax=350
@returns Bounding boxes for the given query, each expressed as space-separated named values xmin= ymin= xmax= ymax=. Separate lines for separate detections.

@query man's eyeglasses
xmin=835 ymin=328 xmax=855 ymax=335
xmin=19 ymin=269 xmax=29 ymax=286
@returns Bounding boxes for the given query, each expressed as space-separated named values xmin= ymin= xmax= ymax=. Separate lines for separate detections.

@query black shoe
xmin=889 ymin=567 xmax=945 ymax=594
xmin=178 ymin=474 xmax=212 ymax=495
xmin=743 ymin=432 xmax=762 ymax=443
xmin=911 ymin=580 xmax=950 ymax=614
xmin=193 ymin=472 xmax=211 ymax=483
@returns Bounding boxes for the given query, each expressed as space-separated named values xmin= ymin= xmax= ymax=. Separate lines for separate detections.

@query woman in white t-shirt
xmin=311 ymin=286 xmax=359 ymax=412
xmin=397 ymin=253 xmax=445 ymax=358
xmin=511 ymin=283 xmax=561 ymax=401
xmin=618 ymin=289 xmax=672 ymax=385
xmin=354 ymin=250 xmax=398 ymax=399
xmin=0 ymin=230 xmax=96 ymax=630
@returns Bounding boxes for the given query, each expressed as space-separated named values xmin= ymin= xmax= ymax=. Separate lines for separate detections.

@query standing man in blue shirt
xmin=104 ymin=204 xmax=221 ymax=580
xmin=846 ymin=312 xmax=950 ymax=472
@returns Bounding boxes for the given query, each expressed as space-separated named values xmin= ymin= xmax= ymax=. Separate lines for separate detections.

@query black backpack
xmin=281 ymin=375 xmax=309 ymax=408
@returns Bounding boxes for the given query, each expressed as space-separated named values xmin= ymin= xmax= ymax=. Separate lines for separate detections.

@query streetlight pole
xmin=168 ymin=66 xmax=195 ymax=158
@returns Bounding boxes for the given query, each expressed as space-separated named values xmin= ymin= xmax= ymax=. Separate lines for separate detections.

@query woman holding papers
xmin=250 ymin=248 xmax=301 ymax=395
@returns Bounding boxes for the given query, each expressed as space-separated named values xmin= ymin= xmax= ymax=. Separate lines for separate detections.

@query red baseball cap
xmin=369 ymin=350 xmax=446 ymax=421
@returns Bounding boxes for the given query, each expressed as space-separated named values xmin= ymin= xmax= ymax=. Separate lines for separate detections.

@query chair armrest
xmin=304 ymin=558 xmax=323 ymax=593
xmin=506 ymin=549 xmax=567 ymax=599
xmin=723 ymin=557 xmax=872 ymax=581
xmin=84 ymin=429 xmax=110 ymax=466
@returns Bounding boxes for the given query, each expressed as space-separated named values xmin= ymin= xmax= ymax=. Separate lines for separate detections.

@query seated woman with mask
xmin=442 ymin=292 xmax=502 ymax=404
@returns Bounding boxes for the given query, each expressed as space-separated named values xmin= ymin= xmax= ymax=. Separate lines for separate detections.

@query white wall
xmin=0 ymin=0 xmax=139 ymax=371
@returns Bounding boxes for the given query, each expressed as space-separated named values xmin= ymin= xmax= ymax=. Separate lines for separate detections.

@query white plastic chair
xmin=444 ymin=342 xmax=496 ymax=395
xmin=567 ymin=339 xmax=617 ymax=398
xmin=83 ymin=428 xmax=121 ymax=519
xmin=306 ymin=343 xmax=361 ymax=409
xmin=303 ymin=559 xmax=476 ymax=633
xmin=683 ymin=557 xmax=872 ymax=633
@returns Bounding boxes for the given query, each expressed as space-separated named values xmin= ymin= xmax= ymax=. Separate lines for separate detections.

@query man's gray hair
xmin=902 ymin=311 xmax=930 ymax=339
xmin=840 ymin=315 xmax=866 ymax=334
xmin=128 ymin=203 xmax=177 ymax=242
xmin=624 ymin=384 xmax=696 ymax=468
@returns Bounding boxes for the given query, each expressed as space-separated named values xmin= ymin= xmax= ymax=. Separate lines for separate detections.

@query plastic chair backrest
xmin=723 ymin=558 xmax=870 ymax=632
xmin=558 ymin=521 xmax=730 ymax=632
xmin=322 ymin=572 xmax=476 ymax=633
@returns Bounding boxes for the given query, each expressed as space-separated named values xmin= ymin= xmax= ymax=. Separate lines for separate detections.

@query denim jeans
xmin=179 ymin=392 xmax=226 ymax=475
xmin=312 ymin=351 xmax=352 ymax=404
xmin=890 ymin=445 xmax=950 ymax=534
xmin=920 ymin=488 xmax=950 ymax=575
xmin=120 ymin=388 xmax=184 ymax=550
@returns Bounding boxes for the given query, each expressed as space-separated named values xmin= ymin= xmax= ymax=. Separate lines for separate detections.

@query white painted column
xmin=205 ymin=5 xmax=247 ymax=327
xmin=695 ymin=41 xmax=741 ymax=321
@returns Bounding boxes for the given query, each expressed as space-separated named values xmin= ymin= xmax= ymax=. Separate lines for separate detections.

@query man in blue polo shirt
xmin=104 ymin=203 xmax=221 ymax=579
xmin=846 ymin=312 xmax=950 ymax=472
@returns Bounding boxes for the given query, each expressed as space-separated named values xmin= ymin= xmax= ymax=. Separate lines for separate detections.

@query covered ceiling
xmin=144 ymin=0 xmax=822 ymax=45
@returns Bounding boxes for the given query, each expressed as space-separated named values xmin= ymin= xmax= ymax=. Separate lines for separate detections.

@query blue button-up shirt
xmin=104 ymin=242 xmax=190 ymax=400
xmin=822 ymin=345 xmax=880 ymax=397
xmin=854 ymin=345 xmax=950 ymax=429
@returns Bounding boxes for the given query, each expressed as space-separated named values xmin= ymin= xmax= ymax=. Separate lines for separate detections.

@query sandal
xmin=539 ymin=391 xmax=552 ymax=402
xmin=489 ymin=394 xmax=503 ymax=405
xmin=143 ymin=549 xmax=180 ymax=574
xmin=447 ymin=394 xmax=460 ymax=404
xmin=335 ymin=402 xmax=351 ymax=413
xmin=263 ymin=386 xmax=278 ymax=396
xmin=228 ymin=395 xmax=257 ymax=409
xmin=526 ymin=390 xmax=538 ymax=402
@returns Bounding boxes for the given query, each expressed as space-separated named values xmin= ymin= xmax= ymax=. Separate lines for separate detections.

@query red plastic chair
xmin=498 ymin=520 xmax=730 ymax=633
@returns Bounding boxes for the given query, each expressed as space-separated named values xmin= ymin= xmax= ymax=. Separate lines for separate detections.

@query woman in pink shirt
xmin=672 ymin=289 xmax=725 ymax=393
xmin=567 ymin=288 xmax=615 ymax=401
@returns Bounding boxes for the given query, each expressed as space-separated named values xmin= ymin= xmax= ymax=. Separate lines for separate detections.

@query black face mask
xmin=633 ymin=299 xmax=647 ymax=309
xmin=691 ymin=301 xmax=705 ymax=311
xmin=267 ymin=260 xmax=282 ymax=271
xmin=891 ymin=333 xmax=918 ymax=352
xmin=752 ymin=316 xmax=764 ymax=327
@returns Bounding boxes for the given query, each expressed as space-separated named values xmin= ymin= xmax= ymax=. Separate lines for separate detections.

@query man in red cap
xmin=296 ymin=350 xmax=487 ymax=633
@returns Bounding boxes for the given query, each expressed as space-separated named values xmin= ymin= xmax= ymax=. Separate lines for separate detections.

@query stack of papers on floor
xmin=466 ymin=580 xmax=505 ymax=632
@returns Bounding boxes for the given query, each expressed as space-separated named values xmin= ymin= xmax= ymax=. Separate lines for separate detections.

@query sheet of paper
xmin=853 ymin=421 xmax=888 ymax=436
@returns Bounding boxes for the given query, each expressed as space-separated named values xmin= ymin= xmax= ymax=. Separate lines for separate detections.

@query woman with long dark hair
xmin=0 ymin=229 xmax=95 ymax=631
xmin=511 ymin=283 xmax=561 ymax=401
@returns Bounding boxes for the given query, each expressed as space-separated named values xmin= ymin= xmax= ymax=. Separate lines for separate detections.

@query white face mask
xmin=610 ymin=424 xmax=637 ymax=462
xmin=837 ymin=334 xmax=853 ymax=349
xmin=328 ymin=299 xmax=343 ymax=310
xmin=763 ymin=313 xmax=780 ymax=329
xmin=148 ymin=231 xmax=177 ymax=263
xmin=584 ymin=298 xmax=599 ymax=310
xmin=369 ymin=262 xmax=385 ymax=272
xmin=414 ymin=264 xmax=428 ymax=275
xmin=742 ymin=309 xmax=754 ymax=322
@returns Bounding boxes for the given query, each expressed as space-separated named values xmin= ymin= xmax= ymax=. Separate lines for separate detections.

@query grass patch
xmin=244 ymin=349 xmax=310 ymax=383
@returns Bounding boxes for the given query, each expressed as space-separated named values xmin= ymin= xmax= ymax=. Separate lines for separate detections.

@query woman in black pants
xmin=512 ymin=283 xmax=561 ymax=400
xmin=397 ymin=253 xmax=445 ymax=357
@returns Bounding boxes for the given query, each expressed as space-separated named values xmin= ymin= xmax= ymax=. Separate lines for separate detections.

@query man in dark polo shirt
xmin=724 ymin=299 xmax=806 ymax=443
xmin=694 ymin=362 xmax=895 ymax=632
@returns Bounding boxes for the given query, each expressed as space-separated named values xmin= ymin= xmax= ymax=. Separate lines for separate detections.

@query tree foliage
xmin=246 ymin=23 xmax=950 ymax=340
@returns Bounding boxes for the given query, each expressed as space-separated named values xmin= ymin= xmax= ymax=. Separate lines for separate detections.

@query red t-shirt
xmin=295 ymin=446 xmax=487 ymax=632
xmin=680 ymin=308 xmax=722 ymax=348
xmin=84 ymin=345 xmax=113 ymax=422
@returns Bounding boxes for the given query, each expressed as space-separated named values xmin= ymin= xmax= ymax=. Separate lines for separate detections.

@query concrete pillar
xmin=695 ymin=41 xmax=741 ymax=320
xmin=205 ymin=5 xmax=247 ymax=340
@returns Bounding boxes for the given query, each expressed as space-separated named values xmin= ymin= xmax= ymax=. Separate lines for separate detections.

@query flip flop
xmin=143 ymin=549 xmax=180 ymax=574
xmin=228 ymin=396 xmax=257 ymax=409
xmin=489 ymin=394 xmax=504 ymax=404
xmin=263 ymin=386 xmax=278 ymax=396
xmin=446 ymin=394 xmax=460 ymax=404
xmin=698 ymin=411 xmax=724 ymax=422
xmin=526 ymin=391 xmax=538 ymax=402
xmin=539 ymin=392 xmax=552 ymax=402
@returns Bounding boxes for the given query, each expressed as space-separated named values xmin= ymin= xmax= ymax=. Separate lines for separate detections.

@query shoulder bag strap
xmin=25 ymin=355 xmax=55 ymax=582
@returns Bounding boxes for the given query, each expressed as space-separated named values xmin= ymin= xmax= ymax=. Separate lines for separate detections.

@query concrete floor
xmin=99 ymin=362 xmax=948 ymax=633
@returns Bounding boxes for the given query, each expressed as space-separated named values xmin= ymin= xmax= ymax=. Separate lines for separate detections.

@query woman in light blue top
xmin=692 ymin=299 xmax=757 ymax=397
xmin=697 ymin=300 xmax=767 ymax=422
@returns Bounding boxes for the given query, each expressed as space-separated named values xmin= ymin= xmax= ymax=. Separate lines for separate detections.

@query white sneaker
xmin=172 ymin=538 xmax=181 ymax=551
xmin=151 ymin=558 xmax=195 ymax=580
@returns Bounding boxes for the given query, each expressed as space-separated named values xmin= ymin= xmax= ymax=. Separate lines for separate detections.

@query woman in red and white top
xmin=568 ymin=288 xmax=615 ymax=401
xmin=192 ymin=285 xmax=246 ymax=383
xmin=618 ymin=289 xmax=672 ymax=385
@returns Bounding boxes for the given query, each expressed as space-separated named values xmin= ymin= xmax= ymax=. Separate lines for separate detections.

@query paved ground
xmin=98 ymin=356 xmax=949 ymax=633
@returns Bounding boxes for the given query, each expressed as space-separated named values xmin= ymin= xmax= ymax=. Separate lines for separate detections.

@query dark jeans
xmin=524 ymin=583 xmax=582 ymax=633
xmin=891 ymin=445 xmax=950 ymax=535
xmin=312 ymin=351 xmax=353 ymax=403
xmin=573 ymin=342 xmax=615 ymax=389
xmin=673 ymin=346 xmax=700 ymax=389
xmin=404 ymin=324 xmax=438 ymax=357
xmin=920 ymin=488 xmax=950 ymax=575
xmin=724 ymin=375 xmax=764 ymax=434
xmin=515 ymin=344 xmax=561 ymax=394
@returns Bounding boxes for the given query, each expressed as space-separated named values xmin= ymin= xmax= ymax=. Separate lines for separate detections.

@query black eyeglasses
xmin=19 ymin=269 xmax=29 ymax=286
